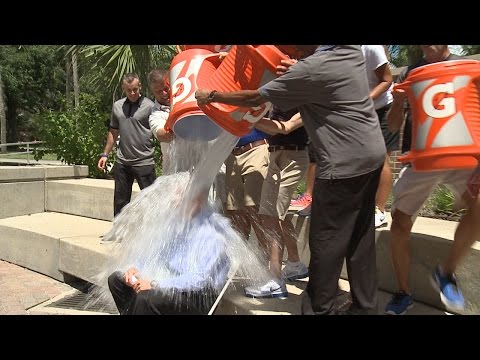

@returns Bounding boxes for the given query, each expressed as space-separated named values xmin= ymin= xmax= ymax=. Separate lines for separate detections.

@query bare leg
xmin=282 ymin=219 xmax=301 ymax=263
xmin=442 ymin=192 xmax=480 ymax=274
xmin=376 ymin=153 xmax=393 ymax=212
xmin=305 ymin=163 xmax=316 ymax=197
xmin=389 ymin=209 xmax=414 ymax=293
xmin=259 ymin=214 xmax=283 ymax=279
xmin=227 ymin=209 xmax=252 ymax=240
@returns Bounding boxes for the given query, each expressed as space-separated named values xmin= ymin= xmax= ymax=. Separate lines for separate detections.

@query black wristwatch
xmin=207 ymin=90 xmax=217 ymax=103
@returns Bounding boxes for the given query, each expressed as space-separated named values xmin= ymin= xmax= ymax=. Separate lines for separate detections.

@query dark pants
xmin=113 ymin=163 xmax=156 ymax=216
xmin=376 ymin=103 xmax=400 ymax=152
xmin=304 ymin=166 xmax=382 ymax=315
xmin=107 ymin=271 xmax=213 ymax=315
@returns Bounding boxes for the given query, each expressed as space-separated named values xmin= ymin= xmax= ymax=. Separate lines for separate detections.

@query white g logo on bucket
xmin=422 ymin=82 xmax=456 ymax=118
xmin=242 ymin=103 xmax=272 ymax=123
xmin=171 ymin=77 xmax=192 ymax=107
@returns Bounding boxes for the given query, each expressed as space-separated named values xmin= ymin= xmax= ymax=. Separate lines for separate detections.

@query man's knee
xmin=108 ymin=271 xmax=123 ymax=289
xmin=390 ymin=209 xmax=413 ymax=240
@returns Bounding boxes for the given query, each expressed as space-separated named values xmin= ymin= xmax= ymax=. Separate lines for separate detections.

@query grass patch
xmin=0 ymin=152 xmax=59 ymax=161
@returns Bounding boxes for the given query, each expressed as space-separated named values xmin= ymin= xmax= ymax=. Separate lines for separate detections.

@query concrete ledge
xmin=0 ymin=181 xmax=45 ymax=219
xmin=59 ymin=235 xmax=111 ymax=285
xmin=0 ymin=212 xmax=112 ymax=282
xmin=0 ymin=164 xmax=88 ymax=182
xmin=289 ymin=213 xmax=480 ymax=314
xmin=47 ymin=179 xmax=140 ymax=221
xmin=0 ymin=164 xmax=89 ymax=219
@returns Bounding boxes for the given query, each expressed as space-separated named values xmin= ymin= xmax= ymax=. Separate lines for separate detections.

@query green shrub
xmin=32 ymin=93 xmax=110 ymax=178
xmin=430 ymin=184 xmax=455 ymax=213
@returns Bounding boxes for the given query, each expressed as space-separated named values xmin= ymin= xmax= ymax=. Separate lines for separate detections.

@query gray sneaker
xmin=244 ymin=279 xmax=288 ymax=299
xmin=282 ymin=261 xmax=309 ymax=281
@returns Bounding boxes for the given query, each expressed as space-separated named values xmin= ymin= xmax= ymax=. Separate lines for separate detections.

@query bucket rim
xmin=407 ymin=59 xmax=480 ymax=79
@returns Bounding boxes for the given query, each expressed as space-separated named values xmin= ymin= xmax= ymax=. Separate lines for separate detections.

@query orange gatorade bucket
xmin=396 ymin=60 xmax=480 ymax=171
xmin=196 ymin=45 xmax=289 ymax=137
xmin=165 ymin=48 xmax=224 ymax=141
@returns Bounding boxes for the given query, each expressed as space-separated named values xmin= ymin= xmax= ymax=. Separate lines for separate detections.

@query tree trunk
xmin=72 ymin=51 xmax=79 ymax=109
xmin=0 ymin=73 xmax=6 ymax=152
xmin=6 ymin=98 xmax=17 ymax=144
xmin=65 ymin=56 xmax=72 ymax=111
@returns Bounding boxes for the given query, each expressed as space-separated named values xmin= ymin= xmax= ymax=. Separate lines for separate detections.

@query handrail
xmin=0 ymin=140 xmax=44 ymax=165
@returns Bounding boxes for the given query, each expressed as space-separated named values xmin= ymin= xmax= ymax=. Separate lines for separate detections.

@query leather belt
xmin=231 ymin=139 xmax=268 ymax=156
xmin=269 ymin=145 xmax=306 ymax=152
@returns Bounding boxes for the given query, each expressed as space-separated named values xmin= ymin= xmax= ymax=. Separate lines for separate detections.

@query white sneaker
xmin=375 ymin=206 xmax=387 ymax=228
xmin=282 ymin=261 xmax=309 ymax=281
xmin=244 ymin=279 xmax=288 ymax=299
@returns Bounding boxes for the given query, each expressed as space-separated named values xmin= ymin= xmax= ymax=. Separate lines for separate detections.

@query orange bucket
xmin=396 ymin=60 xmax=480 ymax=171
xmin=165 ymin=48 xmax=224 ymax=141
xmin=176 ymin=45 xmax=232 ymax=53
xmin=196 ymin=45 xmax=289 ymax=137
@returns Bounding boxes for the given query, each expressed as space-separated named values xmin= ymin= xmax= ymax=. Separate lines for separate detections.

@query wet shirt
xmin=110 ymin=96 xmax=155 ymax=166
xmin=259 ymin=45 xmax=385 ymax=179
xmin=156 ymin=207 xmax=230 ymax=292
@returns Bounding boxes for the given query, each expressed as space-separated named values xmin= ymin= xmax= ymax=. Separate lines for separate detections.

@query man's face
xmin=150 ymin=80 xmax=170 ymax=106
xmin=122 ymin=78 xmax=142 ymax=103
xmin=276 ymin=45 xmax=317 ymax=59
xmin=420 ymin=45 xmax=449 ymax=59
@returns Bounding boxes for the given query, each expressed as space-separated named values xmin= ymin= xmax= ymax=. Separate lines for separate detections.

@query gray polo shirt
xmin=110 ymin=96 xmax=155 ymax=166
xmin=259 ymin=45 xmax=385 ymax=179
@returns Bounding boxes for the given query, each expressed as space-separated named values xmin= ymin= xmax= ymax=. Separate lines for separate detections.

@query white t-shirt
xmin=361 ymin=45 xmax=393 ymax=110
xmin=149 ymin=100 xmax=171 ymax=157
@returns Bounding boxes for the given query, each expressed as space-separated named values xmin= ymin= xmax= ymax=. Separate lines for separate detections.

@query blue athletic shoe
xmin=385 ymin=291 xmax=413 ymax=315
xmin=431 ymin=266 xmax=465 ymax=312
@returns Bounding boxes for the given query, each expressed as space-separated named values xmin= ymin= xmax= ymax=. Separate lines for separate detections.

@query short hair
xmin=147 ymin=68 xmax=168 ymax=86
xmin=122 ymin=73 xmax=140 ymax=84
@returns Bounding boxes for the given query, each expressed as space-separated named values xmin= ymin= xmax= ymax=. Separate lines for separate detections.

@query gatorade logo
xmin=422 ymin=82 xmax=456 ymax=118
xmin=171 ymin=77 xmax=191 ymax=107
xmin=242 ymin=103 xmax=272 ymax=123
xmin=170 ymin=56 xmax=205 ymax=107
xmin=414 ymin=76 xmax=474 ymax=150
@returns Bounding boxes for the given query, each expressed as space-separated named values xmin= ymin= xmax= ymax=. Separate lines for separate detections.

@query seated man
xmin=108 ymin=195 xmax=231 ymax=315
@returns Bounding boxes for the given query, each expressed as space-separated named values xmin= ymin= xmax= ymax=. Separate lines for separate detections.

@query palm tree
xmin=386 ymin=45 xmax=423 ymax=67
xmin=66 ymin=45 xmax=176 ymax=103
xmin=461 ymin=45 xmax=480 ymax=55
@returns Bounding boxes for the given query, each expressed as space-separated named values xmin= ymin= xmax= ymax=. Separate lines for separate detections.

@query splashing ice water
xmin=90 ymin=128 xmax=271 ymax=313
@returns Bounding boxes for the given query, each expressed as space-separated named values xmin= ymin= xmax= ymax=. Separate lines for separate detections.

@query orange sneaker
xmin=289 ymin=193 xmax=312 ymax=211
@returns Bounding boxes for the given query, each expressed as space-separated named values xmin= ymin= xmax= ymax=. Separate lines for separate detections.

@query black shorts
xmin=376 ymin=103 xmax=399 ymax=152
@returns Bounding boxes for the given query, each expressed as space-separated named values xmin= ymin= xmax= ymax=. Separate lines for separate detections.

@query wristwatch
xmin=207 ymin=90 xmax=217 ymax=103
xmin=150 ymin=280 xmax=158 ymax=288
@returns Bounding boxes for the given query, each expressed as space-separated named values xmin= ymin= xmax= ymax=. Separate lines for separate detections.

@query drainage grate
xmin=46 ymin=291 xmax=119 ymax=315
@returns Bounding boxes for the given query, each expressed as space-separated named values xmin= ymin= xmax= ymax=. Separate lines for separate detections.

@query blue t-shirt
xmin=236 ymin=128 xmax=269 ymax=147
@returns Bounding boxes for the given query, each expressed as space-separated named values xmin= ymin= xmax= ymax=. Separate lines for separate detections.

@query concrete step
xmin=0 ymin=212 xmax=111 ymax=282
xmin=215 ymin=278 xmax=448 ymax=315
xmin=0 ymin=164 xmax=88 ymax=219
xmin=46 ymin=178 xmax=140 ymax=222
xmin=1 ymin=209 xmax=478 ymax=314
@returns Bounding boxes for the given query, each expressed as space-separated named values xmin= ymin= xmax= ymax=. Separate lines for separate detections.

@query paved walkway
xmin=0 ymin=260 xmax=73 ymax=315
